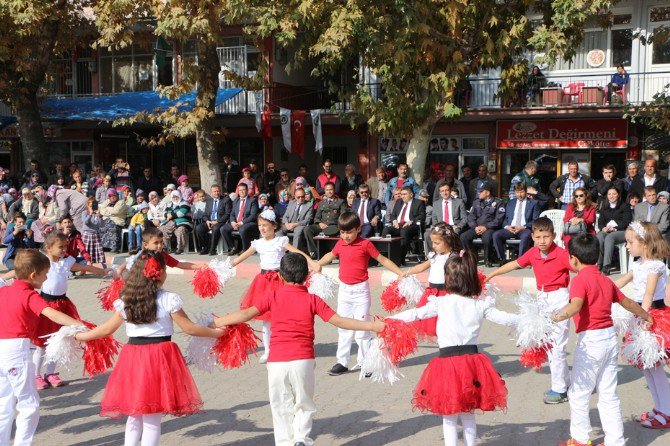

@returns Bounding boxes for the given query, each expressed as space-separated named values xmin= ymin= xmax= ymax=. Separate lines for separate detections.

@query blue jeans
xmin=128 ymin=225 xmax=143 ymax=250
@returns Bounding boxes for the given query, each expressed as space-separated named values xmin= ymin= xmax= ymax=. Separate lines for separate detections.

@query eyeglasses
xmin=574 ymin=194 xmax=585 ymax=198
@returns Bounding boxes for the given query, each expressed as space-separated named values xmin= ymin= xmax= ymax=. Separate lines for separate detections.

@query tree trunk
xmin=14 ymin=92 xmax=47 ymax=169
xmin=405 ymin=117 xmax=437 ymax=186
xmin=195 ymin=43 xmax=222 ymax=192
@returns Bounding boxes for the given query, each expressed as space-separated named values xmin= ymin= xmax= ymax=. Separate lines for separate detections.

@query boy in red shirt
xmin=486 ymin=217 xmax=573 ymax=404
xmin=553 ymin=234 xmax=651 ymax=446
xmin=214 ymin=252 xmax=384 ymax=446
xmin=0 ymin=249 xmax=82 ymax=445
xmin=314 ymin=212 xmax=403 ymax=376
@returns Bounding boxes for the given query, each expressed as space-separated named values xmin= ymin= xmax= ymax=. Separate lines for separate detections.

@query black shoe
xmin=327 ymin=363 xmax=348 ymax=376
xmin=175 ymin=249 xmax=184 ymax=255
xmin=198 ymin=249 xmax=208 ymax=255
xmin=208 ymin=250 xmax=218 ymax=256
xmin=364 ymin=372 xmax=372 ymax=378
xmin=228 ymin=248 xmax=240 ymax=256
xmin=294 ymin=443 xmax=306 ymax=446
xmin=309 ymin=252 xmax=318 ymax=260
xmin=602 ymin=265 xmax=611 ymax=276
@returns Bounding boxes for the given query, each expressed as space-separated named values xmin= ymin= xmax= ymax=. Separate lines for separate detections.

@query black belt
xmin=439 ymin=345 xmax=479 ymax=357
xmin=652 ymin=300 xmax=667 ymax=310
xmin=40 ymin=292 xmax=67 ymax=302
xmin=428 ymin=283 xmax=446 ymax=290
xmin=260 ymin=269 xmax=279 ymax=275
xmin=128 ymin=336 xmax=172 ymax=345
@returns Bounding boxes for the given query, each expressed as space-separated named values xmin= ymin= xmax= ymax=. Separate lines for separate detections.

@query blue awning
xmin=39 ymin=88 xmax=244 ymax=121
xmin=0 ymin=116 xmax=17 ymax=130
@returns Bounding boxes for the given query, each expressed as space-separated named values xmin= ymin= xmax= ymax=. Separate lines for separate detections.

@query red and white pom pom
xmin=97 ymin=278 xmax=125 ymax=311
xmin=397 ymin=275 xmax=425 ymax=306
xmin=514 ymin=291 xmax=554 ymax=371
xmin=306 ymin=272 xmax=338 ymax=301
xmin=520 ymin=345 xmax=553 ymax=371
xmin=379 ymin=318 xmax=418 ymax=364
xmin=44 ymin=325 xmax=86 ymax=369
xmin=622 ymin=319 xmax=667 ymax=369
xmin=209 ymin=258 xmax=236 ymax=287
xmin=477 ymin=269 xmax=501 ymax=300
xmin=359 ymin=338 xmax=404 ymax=384
xmin=213 ymin=323 xmax=260 ymax=369
xmin=191 ymin=267 xmax=221 ymax=299
xmin=611 ymin=302 xmax=634 ymax=337
xmin=81 ymin=321 xmax=121 ymax=378
xmin=185 ymin=313 xmax=219 ymax=373
xmin=380 ymin=281 xmax=406 ymax=313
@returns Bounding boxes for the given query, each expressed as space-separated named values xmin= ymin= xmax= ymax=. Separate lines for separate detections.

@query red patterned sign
xmin=496 ymin=119 xmax=628 ymax=149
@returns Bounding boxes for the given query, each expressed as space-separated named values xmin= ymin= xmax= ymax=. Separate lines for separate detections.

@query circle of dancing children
xmin=214 ymin=252 xmax=384 ymax=446
xmin=0 ymin=250 xmax=82 ymax=446
xmin=614 ymin=221 xmax=670 ymax=429
xmin=232 ymin=208 xmax=316 ymax=363
xmin=390 ymin=250 xmax=519 ymax=446
xmin=75 ymin=251 xmax=223 ymax=446
xmin=314 ymin=212 xmax=403 ymax=376
xmin=402 ymin=222 xmax=462 ymax=339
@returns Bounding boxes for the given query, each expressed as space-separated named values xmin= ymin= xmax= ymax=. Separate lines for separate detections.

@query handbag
xmin=563 ymin=221 xmax=586 ymax=235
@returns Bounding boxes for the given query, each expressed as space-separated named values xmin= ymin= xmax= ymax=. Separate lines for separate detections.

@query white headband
xmin=260 ymin=209 xmax=276 ymax=222
xmin=629 ymin=220 xmax=645 ymax=239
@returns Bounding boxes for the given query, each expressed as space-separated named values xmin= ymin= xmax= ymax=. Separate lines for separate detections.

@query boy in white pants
xmin=487 ymin=217 xmax=573 ymax=404
xmin=0 ymin=249 xmax=82 ymax=446
xmin=552 ymin=234 xmax=652 ymax=446
xmin=315 ymin=212 xmax=404 ymax=376
xmin=214 ymin=252 xmax=384 ymax=446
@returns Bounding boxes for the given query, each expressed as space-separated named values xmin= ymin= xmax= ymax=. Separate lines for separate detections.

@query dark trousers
xmin=360 ymin=223 xmax=375 ymax=238
xmin=381 ymin=223 xmax=419 ymax=263
xmin=303 ymin=223 xmax=338 ymax=254
xmin=195 ymin=221 xmax=224 ymax=252
xmin=221 ymin=222 xmax=258 ymax=252
xmin=460 ymin=228 xmax=495 ymax=261
xmin=493 ymin=228 xmax=532 ymax=261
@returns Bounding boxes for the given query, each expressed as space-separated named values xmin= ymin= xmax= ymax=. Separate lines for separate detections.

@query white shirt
xmin=630 ymin=259 xmax=667 ymax=303
xmin=252 ymin=236 xmax=289 ymax=270
xmin=358 ymin=200 xmax=369 ymax=224
xmin=113 ymin=290 xmax=183 ymax=337
xmin=644 ymin=174 xmax=657 ymax=187
xmin=427 ymin=252 xmax=451 ymax=284
xmin=510 ymin=199 xmax=527 ymax=227
xmin=391 ymin=294 xmax=518 ymax=347
xmin=41 ymin=256 xmax=76 ymax=296
xmin=442 ymin=199 xmax=454 ymax=225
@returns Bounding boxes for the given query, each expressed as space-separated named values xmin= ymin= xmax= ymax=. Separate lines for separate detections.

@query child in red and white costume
xmin=0 ymin=249 xmax=81 ymax=446
xmin=234 ymin=209 xmax=316 ymax=363
xmin=553 ymin=234 xmax=652 ymax=446
xmin=75 ymin=251 xmax=222 ymax=446
xmin=487 ymin=217 xmax=573 ymax=404
xmin=315 ymin=212 xmax=404 ymax=376
xmin=390 ymin=250 xmax=518 ymax=446
xmin=402 ymin=222 xmax=461 ymax=339
xmin=614 ymin=221 xmax=670 ymax=429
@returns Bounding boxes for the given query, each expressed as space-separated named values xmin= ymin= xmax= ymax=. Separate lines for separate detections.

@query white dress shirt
xmin=509 ymin=199 xmax=527 ymax=228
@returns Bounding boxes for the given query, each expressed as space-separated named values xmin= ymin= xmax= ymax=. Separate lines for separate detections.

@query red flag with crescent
xmin=291 ymin=110 xmax=306 ymax=158
xmin=261 ymin=108 xmax=272 ymax=139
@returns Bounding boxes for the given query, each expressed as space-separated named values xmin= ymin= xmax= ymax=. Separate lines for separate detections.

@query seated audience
xmin=382 ymin=186 xmax=426 ymax=265
xmin=492 ymin=183 xmax=540 ymax=264
xmin=350 ymin=184 xmax=382 ymax=238
xmin=596 ymin=186 xmax=631 ymax=275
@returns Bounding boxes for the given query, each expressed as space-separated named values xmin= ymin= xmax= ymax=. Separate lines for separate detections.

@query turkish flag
xmin=291 ymin=110 xmax=306 ymax=158
xmin=261 ymin=108 xmax=272 ymax=139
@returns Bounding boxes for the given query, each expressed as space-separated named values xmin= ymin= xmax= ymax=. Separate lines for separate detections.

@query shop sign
xmin=496 ymin=119 xmax=628 ymax=149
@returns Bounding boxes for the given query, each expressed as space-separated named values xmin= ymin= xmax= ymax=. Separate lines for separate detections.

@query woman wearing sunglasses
xmin=562 ymin=186 xmax=596 ymax=247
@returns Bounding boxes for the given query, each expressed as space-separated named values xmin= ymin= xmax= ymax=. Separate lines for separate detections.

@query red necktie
xmin=359 ymin=200 xmax=366 ymax=223
xmin=237 ymin=198 xmax=245 ymax=222
xmin=443 ymin=200 xmax=449 ymax=224
xmin=399 ymin=203 xmax=408 ymax=224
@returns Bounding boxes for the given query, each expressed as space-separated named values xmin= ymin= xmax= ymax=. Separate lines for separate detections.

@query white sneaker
xmin=350 ymin=364 xmax=361 ymax=372
xmin=259 ymin=354 xmax=268 ymax=364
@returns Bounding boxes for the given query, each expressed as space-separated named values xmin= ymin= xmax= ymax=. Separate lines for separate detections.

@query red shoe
xmin=45 ymin=373 xmax=65 ymax=388
xmin=640 ymin=410 xmax=670 ymax=429
xmin=35 ymin=375 xmax=50 ymax=390
xmin=558 ymin=439 xmax=592 ymax=446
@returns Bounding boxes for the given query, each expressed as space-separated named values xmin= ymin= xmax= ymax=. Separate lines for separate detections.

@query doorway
xmin=590 ymin=151 xmax=627 ymax=180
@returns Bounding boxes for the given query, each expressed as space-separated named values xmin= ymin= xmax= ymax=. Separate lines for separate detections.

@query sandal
xmin=634 ymin=409 xmax=657 ymax=423
xmin=640 ymin=410 xmax=670 ymax=429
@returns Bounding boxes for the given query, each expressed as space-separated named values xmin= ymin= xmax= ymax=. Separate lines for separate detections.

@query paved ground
xmin=16 ymin=256 xmax=670 ymax=445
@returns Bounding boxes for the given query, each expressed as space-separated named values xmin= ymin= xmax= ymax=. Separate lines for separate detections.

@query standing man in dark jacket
xmin=460 ymin=183 xmax=505 ymax=266
xmin=549 ymin=161 xmax=597 ymax=209
xmin=221 ymin=155 xmax=241 ymax=195
xmin=136 ymin=167 xmax=163 ymax=197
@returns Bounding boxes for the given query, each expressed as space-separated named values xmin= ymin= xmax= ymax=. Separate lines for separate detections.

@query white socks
xmin=124 ymin=414 xmax=162 ymax=446
xmin=262 ymin=321 xmax=271 ymax=356
xmin=644 ymin=365 xmax=670 ymax=414
xmin=442 ymin=413 xmax=477 ymax=446
xmin=31 ymin=348 xmax=57 ymax=376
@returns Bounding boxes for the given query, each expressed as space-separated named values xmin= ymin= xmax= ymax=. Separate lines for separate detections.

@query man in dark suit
xmin=221 ymin=183 xmax=259 ymax=254
xmin=425 ymin=182 xmax=467 ymax=251
xmin=460 ymin=183 xmax=505 ymax=266
xmin=196 ymin=184 xmax=232 ymax=255
xmin=279 ymin=189 xmax=314 ymax=252
xmin=303 ymin=182 xmax=346 ymax=258
xmin=492 ymin=182 xmax=541 ymax=263
xmin=350 ymin=184 xmax=382 ymax=238
xmin=382 ymin=186 xmax=426 ymax=265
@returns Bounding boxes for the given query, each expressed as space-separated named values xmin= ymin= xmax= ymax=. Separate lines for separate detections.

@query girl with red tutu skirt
xmin=614 ymin=221 xmax=670 ymax=429
xmin=232 ymin=209 xmax=317 ymax=363
xmin=30 ymin=232 xmax=111 ymax=389
xmin=75 ymin=251 xmax=223 ymax=446
xmin=389 ymin=250 xmax=518 ymax=446
xmin=402 ymin=223 xmax=462 ymax=340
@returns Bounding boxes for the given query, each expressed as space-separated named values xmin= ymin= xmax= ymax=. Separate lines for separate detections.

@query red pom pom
xmin=81 ymin=321 xmax=121 ymax=378
xmin=520 ymin=345 xmax=552 ymax=372
xmin=97 ymin=278 xmax=125 ymax=311
xmin=380 ymin=281 xmax=407 ymax=313
xmin=212 ymin=323 xmax=260 ymax=369
xmin=191 ymin=266 xmax=221 ymax=299
xmin=380 ymin=318 xmax=418 ymax=364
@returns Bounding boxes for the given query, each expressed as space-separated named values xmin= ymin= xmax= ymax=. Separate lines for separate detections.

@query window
xmin=651 ymin=7 xmax=670 ymax=65
xmin=99 ymin=44 xmax=156 ymax=93
xmin=322 ymin=147 xmax=348 ymax=164
xmin=611 ymin=29 xmax=633 ymax=66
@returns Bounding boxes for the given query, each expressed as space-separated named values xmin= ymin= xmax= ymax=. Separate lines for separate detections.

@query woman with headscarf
xmin=345 ymin=190 xmax=356 ymax=212
xmin=147 ymin=190 xmax=166 ymax=228
xmin=275 ymin=189 xmax=290 ymax=218
xmin=20 ymin=170 xmax=43 ymax=191
xmin=158 ymin=189 xmax=193 ymax=254
xmin=99 ymin=188 xmax=128 ymax=253
xmin=29 ymin=186 xmax=59 ymax=243
xmin=8 ymin=187 xmax=39 ymax=227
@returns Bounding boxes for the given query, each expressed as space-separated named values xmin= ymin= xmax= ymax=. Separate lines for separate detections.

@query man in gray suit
xmin=633 ymin=186 xmax=670 ymax=236
xmin=279 ymin=189 xmax=314 ymax=252
xmin=426 ymin=182 xmax=467 ymax=250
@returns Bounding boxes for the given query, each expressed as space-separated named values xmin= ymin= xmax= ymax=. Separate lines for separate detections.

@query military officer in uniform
xmin=303 ymin=182 xmax=346 ymax=259
xmin=460 ymin=183 xmax=506 ymax=266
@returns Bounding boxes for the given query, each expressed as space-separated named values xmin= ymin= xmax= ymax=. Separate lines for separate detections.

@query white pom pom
xmin=622 ymin=319 xmax=667 ymax=370
xmin=184 ymin=313 xmax=219 ymax=373
xmin=209 ymin=258 xmax=236 ymax=288
xmin=611 ymin=303 xmax=634 ymax=337
xmin=397 ymin=275 xmax=425 ymax=305
xmin=44 ymin=325 xmax=86 ymax=369
xmin=359 ymin=338 xmax=404 ymax=385
xmin=514 ymin=291 xmax=554 ymax=351
xmin=307 ymin=273 xmax=338 ymax=300
xmin=0 ymin=278 xmax=9 ymax=287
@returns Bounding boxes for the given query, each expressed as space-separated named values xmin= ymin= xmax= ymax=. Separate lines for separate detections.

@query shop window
xmin=652 ymin=36 xmax=670 ymax=65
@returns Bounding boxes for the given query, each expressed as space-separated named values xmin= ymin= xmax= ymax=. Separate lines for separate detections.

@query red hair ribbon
xmin=143 ymin=257 xmax=163 ymax=281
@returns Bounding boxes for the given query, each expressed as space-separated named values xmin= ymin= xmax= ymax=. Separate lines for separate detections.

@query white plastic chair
xmin=616 ymin=243 xmax=629 ymax=274
xmin=539 ymin=209 xmax=566 ymax=248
